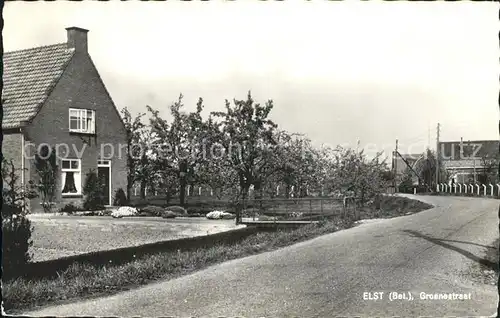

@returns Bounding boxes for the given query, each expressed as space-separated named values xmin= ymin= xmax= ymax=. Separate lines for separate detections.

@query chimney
xmin=66 ymin=26 xmax=89 ymax=53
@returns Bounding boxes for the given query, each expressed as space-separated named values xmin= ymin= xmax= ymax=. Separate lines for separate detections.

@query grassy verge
xmin=3 ymin=196 xmax=432 ymax=313
xmin=358 ymin=196 xmax=433 ymax=219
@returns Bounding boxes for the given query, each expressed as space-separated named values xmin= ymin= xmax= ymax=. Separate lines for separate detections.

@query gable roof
xmin=2 ymin=43 xmax=75 ymax=129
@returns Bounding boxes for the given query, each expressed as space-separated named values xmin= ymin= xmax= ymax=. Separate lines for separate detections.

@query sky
xmin=4 ymin=1 xmax=499 ymax=161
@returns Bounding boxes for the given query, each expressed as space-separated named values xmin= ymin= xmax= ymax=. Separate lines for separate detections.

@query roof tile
xmin=2 ymin=43 xmax=75 ymax=129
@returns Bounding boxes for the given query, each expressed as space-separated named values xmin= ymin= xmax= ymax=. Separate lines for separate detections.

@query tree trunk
xmin=165 ymin=189 xmax=171 ymax=205
xmin=179 ymin=182 xmax=186 ymax=206
xmin=236 ymin=172 xmax=250 ymax=224
xmin=254 ymin=180 xmax=263 ymax=210
xmin=126 ymin=142 xmax=133 ymax=203
xmin=140 ymin=181 xmax=147 ymax=200
xmin=126 ymin=179 xmax=132 ymax=204
xmin=179 ymin=161 xmax=188 ymax=206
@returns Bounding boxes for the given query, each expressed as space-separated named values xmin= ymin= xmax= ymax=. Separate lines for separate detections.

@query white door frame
xmin=98 ymin=160 xmax=112 ymax=206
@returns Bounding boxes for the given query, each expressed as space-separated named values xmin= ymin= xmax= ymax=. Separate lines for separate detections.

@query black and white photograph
xmin=1 ymin=1 xmax=499 ymax=317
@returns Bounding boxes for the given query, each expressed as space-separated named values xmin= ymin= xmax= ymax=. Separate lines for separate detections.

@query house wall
xmin=25 ymin=49 xmax=127 ymax=212
xmin=2 ymin=132 xmax=31 ymax=186
xmin=2 ymin=131 xmax=33 ymax=211
xmin=2 ymin=132 xmax=24 ymax=189
xmin=2 ymin=132 xmax=23 ymax=168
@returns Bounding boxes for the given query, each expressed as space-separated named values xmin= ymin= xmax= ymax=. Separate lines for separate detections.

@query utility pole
xmin=460 ymin=137 xmax=464 ymax=183
xmin=394 ymin=139 xmax=398 ymax=193
xmin=473 ymin=148 xmax=477 ymax=183
xmin=435 ymin=123 xmax=440 ymax=188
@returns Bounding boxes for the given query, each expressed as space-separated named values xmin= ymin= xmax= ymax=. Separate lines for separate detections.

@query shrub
xmin=2 ymin=159 xmax=38 ymax=213
xmin=161 ymin=211 xmax=177 ymax=218
xmin=166 ymin=205 xmax=187 ymax=215
xmin=185 ymin=213 xmax=203 ymax=217
xmin=83 ymin=170 xmax=105 ymax=211
xmin=206 ymin=211 xmax=236 ymax=220
xmin=2 ymin=212 xmax=33 ymax=279
xmin=59 ymin=203 xmax=82 ymax=214
xmin=258 ymin=215 xmax=278 ymax=221
xmin=2 ymin=160 xmax=35 ymax=279
xmin=140 ymin=205 xmax=164 ymax=216
xmin=113 ymin=188 xmax=128 ymax=206
xmin=34 ymin=145 xmax=58 ymax=213
xmin=111 ymin=207 xmax=138 ymax=218
xmin=186 ymin=206 xmax=216 ymax=215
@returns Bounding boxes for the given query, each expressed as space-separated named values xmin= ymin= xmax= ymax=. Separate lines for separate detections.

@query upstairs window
xmin=69 ymin=108 xmax=95 ymax=134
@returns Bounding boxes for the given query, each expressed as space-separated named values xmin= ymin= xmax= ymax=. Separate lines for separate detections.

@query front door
xmin=97 ymin=160 xmax=111 ymax=206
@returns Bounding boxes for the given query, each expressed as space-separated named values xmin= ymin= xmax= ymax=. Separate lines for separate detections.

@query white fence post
xmin=134 ymin=187 xmax=137 ymax=196
xmin=469 ymin=184 xmax=474 ymax=194
xmin=464 ymin=183 xmax=468 ymax=194
xmin=453 ymin=184 xmax=457 ymax=194
xmin=482 ymin=184 xmax=487 ymax=196
xmin=490 ymin=184 xmax=494 ymax=196
xmin=210 ymin=188 xmax=213 ymax=196
xmin=458 ymin=183 xmax=462 ymax=193
xmin=198 ymin=186 xmax=202 ymax=196
xmin=276 ymin=185 xmax=280 ymax=196
xmin=414 ymin=187 xmax=417 ymax=195
xmin=436 ymin=184 xmax=439 ymax=192
xmin=476 ymin=184 xmax=480 ymax=195
xmin=187 ymin=185 xmax=191 ymax=196
xmin=497 ymin=184 xmax=500 ymax=196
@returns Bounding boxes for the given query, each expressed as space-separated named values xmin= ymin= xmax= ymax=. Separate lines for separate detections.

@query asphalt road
xmin=26 ymin=195 xmax=498 ymax=317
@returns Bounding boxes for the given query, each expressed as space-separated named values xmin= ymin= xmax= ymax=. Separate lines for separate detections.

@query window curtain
xmin=62 ymin=172 xmax=77 ymax=193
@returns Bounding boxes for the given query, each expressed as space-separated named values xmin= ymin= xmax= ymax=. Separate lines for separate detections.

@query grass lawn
xmin=3 ymin=195 xmax=432 ymax=313
xmin=28 ymin=216 xmax=243 ymax=262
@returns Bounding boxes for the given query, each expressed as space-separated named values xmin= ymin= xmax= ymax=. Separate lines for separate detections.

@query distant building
xmin=438 ymin=140 xmax=499 ymax=184
xmin=392 ymin=152 xmax=423 ymax=186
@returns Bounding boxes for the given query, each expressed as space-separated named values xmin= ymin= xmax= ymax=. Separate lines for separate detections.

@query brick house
xmin=2 ymin=26 xmax=128 ymax=212
xmin=438 ymin=140 xmax=499 ymax=184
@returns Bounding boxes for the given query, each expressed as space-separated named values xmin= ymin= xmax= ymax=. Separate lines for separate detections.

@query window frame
xmin=61 ymin=158 xmax=82 ymax=196
xmin=69 ymin=108 xmax=96 ymax=134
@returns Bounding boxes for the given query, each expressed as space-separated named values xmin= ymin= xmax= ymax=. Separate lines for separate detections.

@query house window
xmin=98 ymin=160 xmax=111 ymax=166
xmin=69 ymin=108 xmax=95 ymax=134
xmin=61 ymin=159 xmax=81 ymax=195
